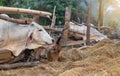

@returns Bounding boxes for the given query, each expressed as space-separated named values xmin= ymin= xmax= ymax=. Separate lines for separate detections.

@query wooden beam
xmin=0 ymin=6 xmax=51 ymax=17
xmin=43 ymin=26 xmax=62 ymax=32
xmin=0 ymin=15 xmax=33 ymax=24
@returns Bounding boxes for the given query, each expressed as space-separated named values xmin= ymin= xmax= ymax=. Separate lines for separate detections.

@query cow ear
xmin=26 ymin=32 xmax=33 ymax=46
xmin=26 ymin=29 xmax=34 ymax=46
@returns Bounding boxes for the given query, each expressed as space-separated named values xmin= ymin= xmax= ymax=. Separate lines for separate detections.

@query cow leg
xmin=0 ymin=50 xmax=13 ymax=64
xmin=9 ymin=53 xmax=24 ymax=63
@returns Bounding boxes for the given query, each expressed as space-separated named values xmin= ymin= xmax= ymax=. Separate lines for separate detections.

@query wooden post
xmin=33 ymin=15 xmax=39 ymax=23
xmin=62 ymin=7 xmax=71 ymax=45
xmin=50 ymin=6 xmax=56 ymax=37
xmin=51 ymin=6 xmax=56 ymax=28
xmin=86 ymin=4 xmax=91 ymax=45
xmin=98 ymin=0 xmax=103 ymax=31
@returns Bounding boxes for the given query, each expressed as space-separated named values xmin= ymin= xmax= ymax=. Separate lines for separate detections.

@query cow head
xmin=27 ymin=22 xmax=54 ymax=48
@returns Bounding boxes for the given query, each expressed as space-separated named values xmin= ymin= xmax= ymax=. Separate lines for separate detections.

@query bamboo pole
xmin=0 ymin=6 xmax=51 ymax=17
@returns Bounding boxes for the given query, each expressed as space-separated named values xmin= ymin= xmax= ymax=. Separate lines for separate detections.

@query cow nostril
xmin=52 ymin=39 xmax=54 ymax=43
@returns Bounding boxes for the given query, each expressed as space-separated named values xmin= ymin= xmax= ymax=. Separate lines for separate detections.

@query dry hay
xmin=59 ymin=39 xmax=120 ymax=76
xmin=59 ymin=39 xmax=118 ymax=61
xmin=89 ymin=40 xmax=120 ymax=58
xmin=92 ymin=39 xmax=115 ymax=48
xmin=59 ymin=64 xmax=108 ymax=76
xmin=0 ymin=39 xmax=120 ymax=76
xmin=76 ymin=39 xmax=120 ymax=58
xmin=59 ymin=48 xmax=86 ymax=61
xmin=59 ymin=56 xmax=120 ymax=76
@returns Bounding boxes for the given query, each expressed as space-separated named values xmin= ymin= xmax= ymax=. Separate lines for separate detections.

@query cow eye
xmin=31 ymin=23 xmax=34 ymax=26
xmin=39 ymin=29 xmax=42 ymax=31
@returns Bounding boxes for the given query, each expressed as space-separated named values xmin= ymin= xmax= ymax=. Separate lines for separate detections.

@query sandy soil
xmin=0 ymin=39 xmax=120 ymax=76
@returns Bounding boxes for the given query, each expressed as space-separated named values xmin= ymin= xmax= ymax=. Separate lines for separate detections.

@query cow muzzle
xmin=52 ymin=39 xmax=55 ymax=43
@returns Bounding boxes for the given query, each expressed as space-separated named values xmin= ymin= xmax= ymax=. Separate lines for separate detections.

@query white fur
xmin=69 ymin=22 xmax=107 ymax=41
xmin=0 ymin=14 xmax=10 ymax=18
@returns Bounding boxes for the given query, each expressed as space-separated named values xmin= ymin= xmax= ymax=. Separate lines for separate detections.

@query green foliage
xmin=41 ymin=0 xmax=84 ymax=25
xmin=0 ymin=0 xmax=86 ymax=25
xmin=0 ymin=0 xmax=4 ymax=6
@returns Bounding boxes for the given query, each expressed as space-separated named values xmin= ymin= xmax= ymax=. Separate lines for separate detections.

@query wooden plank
xmin=0 ymin=6 xmax=51 ymax=17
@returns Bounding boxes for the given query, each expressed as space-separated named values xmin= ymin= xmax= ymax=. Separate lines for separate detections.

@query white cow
xmin=0 ymin=19 xmax=53 ymax=56
xmin=69 ymin=22 xmax=107 ymax=41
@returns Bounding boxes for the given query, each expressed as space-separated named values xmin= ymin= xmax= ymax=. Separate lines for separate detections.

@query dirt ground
xmin=0 ymin=39 xmax=120 ymax=76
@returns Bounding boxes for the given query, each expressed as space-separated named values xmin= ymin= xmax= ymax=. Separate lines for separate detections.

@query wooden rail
xmin=0 ymin=6 xmax=51 ymax=17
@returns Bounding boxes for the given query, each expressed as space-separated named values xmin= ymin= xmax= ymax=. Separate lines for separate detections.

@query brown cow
xmin=47 ymin=36 xmax=62 ymax=61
